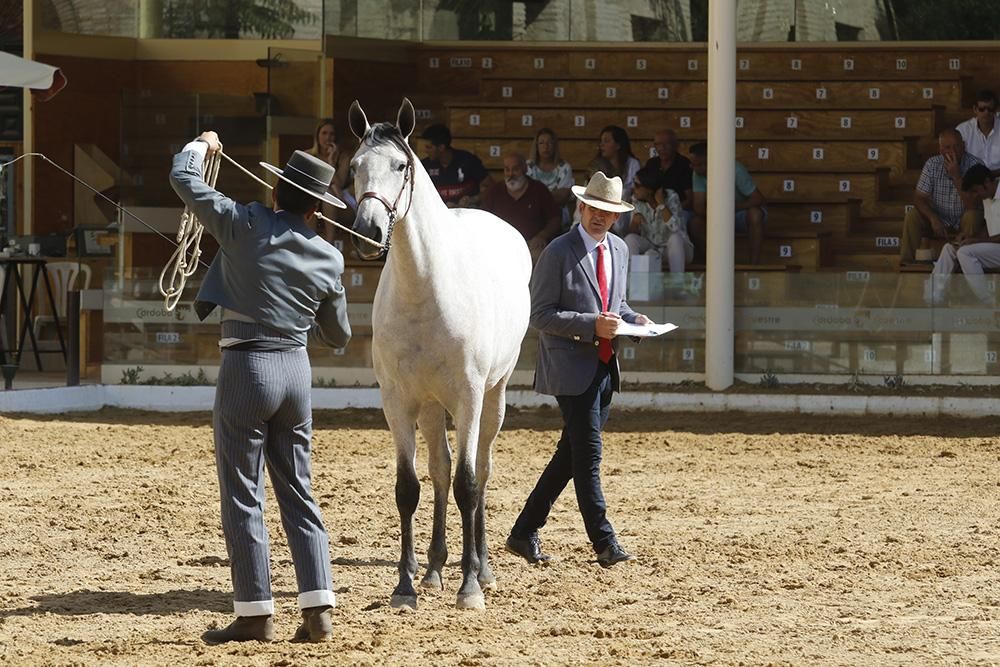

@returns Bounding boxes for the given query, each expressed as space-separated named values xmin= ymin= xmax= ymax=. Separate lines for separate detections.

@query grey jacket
xmin=530 ymin=228 xmax=638 ymax=396
xmin=169 ymin=147 xmax=351 ymax=348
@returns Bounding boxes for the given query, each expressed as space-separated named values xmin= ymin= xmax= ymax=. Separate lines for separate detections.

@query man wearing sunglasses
xmin=956 ymin=90 xmax=1000 ymax=177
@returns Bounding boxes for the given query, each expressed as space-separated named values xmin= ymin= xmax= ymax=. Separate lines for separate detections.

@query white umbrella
xmin=0 ymin=50 xmax=66 ymax=100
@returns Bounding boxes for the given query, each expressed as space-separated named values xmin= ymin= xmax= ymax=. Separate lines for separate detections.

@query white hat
xmin=571 ymin=171 xmax=634 ymax=213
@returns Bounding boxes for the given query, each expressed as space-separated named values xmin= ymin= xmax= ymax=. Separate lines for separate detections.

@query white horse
xmin=348 ymin=99 xmax=531 ymax=610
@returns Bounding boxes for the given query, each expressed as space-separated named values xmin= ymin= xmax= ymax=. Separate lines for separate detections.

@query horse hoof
xmin=390 ymin=594 xmax=418 ymax=610
xmin=456 ymin=592 xmax=486 ymax=610
xmin=478 ymin=576 xmax=497 ymax=591
xmin=419 ymin=571 xmax=444 ymax=590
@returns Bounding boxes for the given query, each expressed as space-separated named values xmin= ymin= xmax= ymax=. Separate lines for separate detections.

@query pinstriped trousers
xmin=214 ymin=344 xmax=334 ymax=617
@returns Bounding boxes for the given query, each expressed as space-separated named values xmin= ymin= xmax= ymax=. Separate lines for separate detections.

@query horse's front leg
xmin=417 ymin=402 xmax=451 ymax=591
xmin=453 ymin=394 xmax=485 ymax=610
xmin=384 ymin=391 xmax=421 ymax=610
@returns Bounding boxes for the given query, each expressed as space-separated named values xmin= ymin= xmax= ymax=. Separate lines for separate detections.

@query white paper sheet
xmin=616 ymin=321 xmax=679 ymax=338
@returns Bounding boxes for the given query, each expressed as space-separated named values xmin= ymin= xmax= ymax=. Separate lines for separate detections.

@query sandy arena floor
xmin=0 ymin=407 xmax=998 ymax=666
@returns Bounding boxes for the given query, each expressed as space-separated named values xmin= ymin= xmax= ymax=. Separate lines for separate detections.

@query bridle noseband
xmin=356 ymin=155 xmax=415 ymax=260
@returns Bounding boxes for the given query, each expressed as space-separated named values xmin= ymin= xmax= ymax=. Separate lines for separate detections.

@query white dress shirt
xmin=576 ymin=223 xmax=613 ymax=302
xmin=957 ymin=116 xmax=1000 ymax=171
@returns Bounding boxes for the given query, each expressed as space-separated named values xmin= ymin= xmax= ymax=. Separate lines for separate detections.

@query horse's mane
xmin=364 ymin=122 xmax=414 ymax=158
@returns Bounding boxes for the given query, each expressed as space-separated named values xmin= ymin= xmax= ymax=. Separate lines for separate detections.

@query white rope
xmin=216 ymin=151 xmax=383 ymax=248
xmin=158 ymin=149 xmax=220 ymax=311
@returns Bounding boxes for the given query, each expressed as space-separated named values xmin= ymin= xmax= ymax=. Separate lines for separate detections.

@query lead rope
xmin=158 ymin=147 xmax=220 ymax=311
xmin=158 ymin=148 xmax=384 ymax=311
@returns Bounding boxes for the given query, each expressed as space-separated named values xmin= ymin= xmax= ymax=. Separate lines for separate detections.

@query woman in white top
xmin=598 ymin=125 xmax=641 ymax=200
xmin=528 ymin=128 xmax=574 ymax=229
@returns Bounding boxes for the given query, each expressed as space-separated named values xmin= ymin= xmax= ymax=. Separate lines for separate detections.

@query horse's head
xmin=348 ymin=98 xmax=417 ymax=260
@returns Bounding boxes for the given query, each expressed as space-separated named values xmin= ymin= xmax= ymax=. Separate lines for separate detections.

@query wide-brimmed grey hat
xmin=571 ymin=171 xmax=634 ymax=213
xmin=260 ymin=150 xmax=346 ymax=209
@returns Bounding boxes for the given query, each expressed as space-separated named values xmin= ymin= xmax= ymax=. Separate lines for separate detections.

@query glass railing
xmin=38 ymin=0 xmax=999 ymax=42
xmin=100 ymin=270 xmax=1000 ymax=384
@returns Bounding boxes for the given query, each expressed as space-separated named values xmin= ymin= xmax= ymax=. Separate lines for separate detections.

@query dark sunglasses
xmin=976 ymin=105 xmax=996 ymax=113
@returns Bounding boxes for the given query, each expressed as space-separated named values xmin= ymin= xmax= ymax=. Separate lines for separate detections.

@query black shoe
xmin=596 ymin=543 xmax=635 ymax=568
xmin=201 ymin=615 xmax=274 ymax=645
xmin=505 ymin=534 xmax=552 ymax=564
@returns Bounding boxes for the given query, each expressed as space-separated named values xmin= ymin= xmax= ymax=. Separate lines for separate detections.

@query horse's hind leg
xmin=474 ymin=380 xmax=508 ymax=591
xmin=417 ymin=402 xmax=451 ymax=591
xmin=384 ymin=391 xmax=421 ymax=610
xmin=452 ymin=390 xmax=485 ymax=610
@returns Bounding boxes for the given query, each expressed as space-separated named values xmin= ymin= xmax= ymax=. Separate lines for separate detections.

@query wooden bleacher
xmin=404 ymin=43 xmax=1000 ymax=274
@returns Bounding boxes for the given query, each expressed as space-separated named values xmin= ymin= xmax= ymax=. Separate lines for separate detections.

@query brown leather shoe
xmin=292 ymin=605 xmax=333 ymax=643
xmin=201 ymin=615 xmax=274 ymax=645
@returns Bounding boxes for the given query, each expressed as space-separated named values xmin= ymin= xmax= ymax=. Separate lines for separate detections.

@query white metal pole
xmin=705 ymin=0 xmax=736 ymax=390
xmin=23 ymin=0 xmax=35 ymax=237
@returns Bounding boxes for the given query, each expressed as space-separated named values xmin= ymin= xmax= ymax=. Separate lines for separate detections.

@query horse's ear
xmin=396 ymin=98 xmax=415 ymax=140
xmin=349 ymin=100 xmax=370 ymax=140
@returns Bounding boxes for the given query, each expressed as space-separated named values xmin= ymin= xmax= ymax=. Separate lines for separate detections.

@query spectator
xmin=689 ymin=141 xmax=767 ymax=265
xmin=527 ymin=128 xmax=574 ymax=210
xmin=483 ymin=152 xmax=561 ymax=263
xmin=307 ymin=118 xmax=356 ymax=239
xmin=900 ymin=128 xmax=984 ymax=263
xmin=598 ymin=125 xmax=641 ymax=200
xmin=956 ymin=90 xmax=1000 ymax=176
xmin=624 ymin=166 xmax=692 ymax=274
xmin=420 ymin=123 xmax=491 ymax=208
xmin=926 ymin=164 xmax=1000 ymax=305
xmin=644 ymin=129 xmax=693 ymax=211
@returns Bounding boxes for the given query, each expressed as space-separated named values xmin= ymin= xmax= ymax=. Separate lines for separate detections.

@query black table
xmin=0 ymin=256 xmax=67 ymax=370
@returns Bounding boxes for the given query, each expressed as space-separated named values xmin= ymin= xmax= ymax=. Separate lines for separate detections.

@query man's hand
xmin=198 ymin=131 xmax=221 ymax=153
xmin=943 ymin=151 xmax=962 ymax=181
xmin=595 ymin=312 xmax=621 ymax=339
xmin=929 ymin=215 xmax=948 ymax=239
xmin=633 ymin=313 xmax=651 ymax=325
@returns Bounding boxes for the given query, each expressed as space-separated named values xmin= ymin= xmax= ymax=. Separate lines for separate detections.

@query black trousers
xmin=511 ymin=362 xmax=616 ymax=552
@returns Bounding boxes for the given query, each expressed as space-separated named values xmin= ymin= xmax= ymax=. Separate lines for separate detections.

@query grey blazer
xmin=169 ymin=147 xmax=351 ymax=349
xmin=530 ymin=228 xmax=638 ymax=396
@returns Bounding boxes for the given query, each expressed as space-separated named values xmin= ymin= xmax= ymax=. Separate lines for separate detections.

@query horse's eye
xmin=396 ymin=163 xmax=406 ymax=172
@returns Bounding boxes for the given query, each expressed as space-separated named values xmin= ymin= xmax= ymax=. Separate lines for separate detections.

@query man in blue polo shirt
xmin=689 ymin=141 xmax=767 ymax=265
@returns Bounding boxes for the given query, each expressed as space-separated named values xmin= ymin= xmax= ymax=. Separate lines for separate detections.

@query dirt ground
xmin=0 ymin=407 xmax=998 ymax=666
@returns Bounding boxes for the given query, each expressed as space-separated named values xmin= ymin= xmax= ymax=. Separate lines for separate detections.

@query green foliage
xmin=883 ymin=374 xmax=905 ymax=391
xmin=142 ymin=369 xmax=214 ymax=386
xmin=759 ymin=370 xmax=780 ymax=389
xmin=892 ymin=1 xmax=1000 ymax=41
xmin=120 ymin=366 xmax=144 ymax=385
xmin=846 ymin=372 xmax=867 ymax=393
xmin=161 ymin=0 xmax=317 ymax=39
xmin=313 ymin=376 xmax=337 ymax=388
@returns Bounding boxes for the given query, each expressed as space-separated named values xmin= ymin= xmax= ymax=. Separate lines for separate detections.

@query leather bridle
xmin=356 ymin=156 xmax=415 ymax=260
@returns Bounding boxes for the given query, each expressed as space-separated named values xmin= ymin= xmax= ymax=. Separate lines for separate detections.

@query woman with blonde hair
xmin=307 ymin=118 xmax=356 ymax=238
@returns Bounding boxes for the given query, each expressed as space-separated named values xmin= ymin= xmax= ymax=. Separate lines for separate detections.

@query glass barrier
xmin=120 ymin=91 xmax=268 ymax=209
xmin=101 ymin=269 xmax=1000 ymax=382
xmin=39 ymin=0 xmax=138 ymax=37
xmin=38 ymin=1 xmax=999 ymax=42
xmin=40 ymin=0 xmax=323 ymax=39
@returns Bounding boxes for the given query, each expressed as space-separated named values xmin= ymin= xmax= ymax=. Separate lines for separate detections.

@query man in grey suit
xmin=506 ymin=172 xmax=650 ymax=568
xmin=169 ymin=131 xmax=351 ymax=644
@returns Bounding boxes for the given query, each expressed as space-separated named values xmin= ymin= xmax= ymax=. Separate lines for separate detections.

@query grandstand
xmin=2 ymin=1 xmax=1000 ymax=390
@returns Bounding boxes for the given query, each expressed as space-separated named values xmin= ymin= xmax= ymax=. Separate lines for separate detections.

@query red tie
xmin=596 ymin=243 xmax=613 ymax=363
